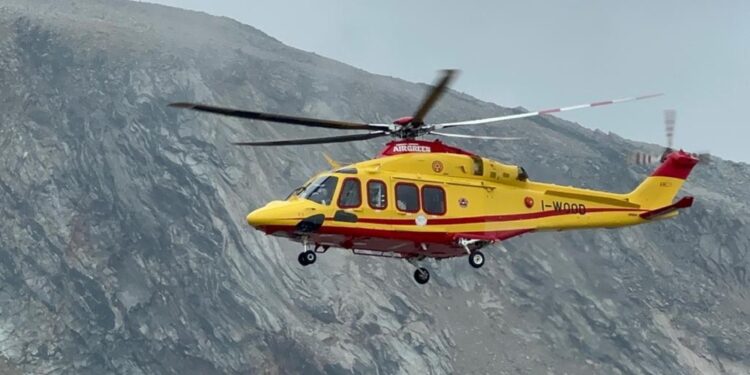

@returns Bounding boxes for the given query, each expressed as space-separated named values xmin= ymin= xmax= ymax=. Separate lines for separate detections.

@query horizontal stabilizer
xmin=639 ymin=196 xmax=694 ymax=220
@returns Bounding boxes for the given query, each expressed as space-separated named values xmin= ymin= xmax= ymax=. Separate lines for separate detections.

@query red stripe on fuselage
xmin=252 ymin=207 xmax=642 ymax=256
xmin=261 ymin=225 xmax=532 ymax=242
xmin=351 ymin=207 xmax=644 ymax=226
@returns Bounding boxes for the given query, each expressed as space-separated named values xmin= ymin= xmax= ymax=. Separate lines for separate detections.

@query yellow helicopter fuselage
xmin=246 ymin=141 xmax=698 ymax=259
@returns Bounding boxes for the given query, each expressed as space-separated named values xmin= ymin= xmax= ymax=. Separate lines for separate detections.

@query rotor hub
xmin=392 ymin=116 xmax=414 ymax=126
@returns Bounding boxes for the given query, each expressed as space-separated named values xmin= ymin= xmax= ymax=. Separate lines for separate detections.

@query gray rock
xmin=0 ymin=0 xmax=748 ymax=374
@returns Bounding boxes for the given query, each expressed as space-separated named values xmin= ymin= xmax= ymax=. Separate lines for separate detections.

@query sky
xmin=145 ymin=0 xmax=749 ymax=162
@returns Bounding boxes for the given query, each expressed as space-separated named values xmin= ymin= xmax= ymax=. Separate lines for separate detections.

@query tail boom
xmin=530 ymin=151 xmax=698 ymax=232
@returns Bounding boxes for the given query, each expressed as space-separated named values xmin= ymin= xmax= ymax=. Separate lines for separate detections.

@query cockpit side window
xmin=286 ymin=184 xmax=307 ymax=200
xmin=300 ymin=176 xmax=339 ymax=205
xmin=338 ymin=178 xmax=362 ymax=208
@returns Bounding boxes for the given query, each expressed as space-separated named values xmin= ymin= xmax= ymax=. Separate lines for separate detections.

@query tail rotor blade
xmin=664 ymin=109 xmax=676 ymax=149
xmin=630 ymin=151 xmax=661 ymax=165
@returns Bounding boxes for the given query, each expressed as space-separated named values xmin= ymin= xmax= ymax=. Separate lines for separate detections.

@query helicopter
xmin=170 ymin=70 xmax=698 ymax=285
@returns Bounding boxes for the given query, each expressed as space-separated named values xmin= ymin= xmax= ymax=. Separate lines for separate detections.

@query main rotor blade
xmin=231 ymin=131 xmax=389 ymax=146
xmin=412 ymin=69 xmax=458 ymax=125
xmin=434 ymin=93 xmax=663 ymax=129
xmin=169 ymin=102 xmax=388 ymax=131
xmin=431 ymin=131 xmax=522 ymax=141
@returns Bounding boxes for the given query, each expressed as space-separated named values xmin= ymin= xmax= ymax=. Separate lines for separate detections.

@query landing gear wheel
xmin=298 ymin=251 xmax=316 ymax=266
xmin=304 ymin=250 xmax=316 ymax=265
xmin=469 ymin=250 xmax=485 ymax=269
xmin=413 ymin=267 xmax=430 ymax=284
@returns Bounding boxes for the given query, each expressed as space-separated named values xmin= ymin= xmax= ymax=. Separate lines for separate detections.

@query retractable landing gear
xmin=297 ymin=238 xmax=318 ymax=266
xmin=468 ymin=251 xmax=485 ymax=269
xmin=459 ymin=238 xmax=486 ymax=269
xmin=298 ymin=251 xmax=316 ymax=266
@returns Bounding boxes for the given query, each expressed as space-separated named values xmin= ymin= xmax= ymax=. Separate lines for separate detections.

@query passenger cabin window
xmin=300 ymin=176 xmax=338 ymax=205
xmin=395 ymin=183 xmax=420 ymax=213
xmin=338 ymin=178 xmax=362 ymax=208
xmin=367 ymin=180 xmax=387 ymax=209
xmin=422 ymin=186 xmax=446 ymax=215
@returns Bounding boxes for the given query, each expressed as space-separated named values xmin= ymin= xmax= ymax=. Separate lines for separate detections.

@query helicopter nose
xmin=246 ymin=207 xmax=271 ymax=228
xmin=246 ymin=201 xmax=306 ymax=230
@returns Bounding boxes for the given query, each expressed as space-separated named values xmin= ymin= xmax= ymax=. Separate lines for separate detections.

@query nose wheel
xmin=298 ymin=238 xmax=322 ymax=266
xmin=298 ymin=250 xmax=316 ymax=266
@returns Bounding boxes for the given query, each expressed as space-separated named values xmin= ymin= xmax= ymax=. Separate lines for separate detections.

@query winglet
xmin=639 ymin=196 xmax=694 ymax=220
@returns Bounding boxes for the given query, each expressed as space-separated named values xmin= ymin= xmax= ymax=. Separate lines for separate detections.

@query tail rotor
xmin=661 ymin=109 xmax=676 ymax=161
xmin=631 ymin=152 xmax=660 ymax=166
xmin=630 ymin=109 xmax=711 ymax=166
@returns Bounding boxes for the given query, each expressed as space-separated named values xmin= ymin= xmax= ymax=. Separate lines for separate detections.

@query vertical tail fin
xmin=627 ymin=150 xmax=699 ymax=208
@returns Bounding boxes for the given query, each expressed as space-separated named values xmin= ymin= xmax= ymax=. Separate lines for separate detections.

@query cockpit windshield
xmin=286 ymin=185 xmax=306 ymax=200
xmin=298 ymin=175 xmax=339 ymax=205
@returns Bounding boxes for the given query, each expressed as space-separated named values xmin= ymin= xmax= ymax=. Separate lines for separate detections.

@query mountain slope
xmin=0 ymin=1 xmax=749 ymax=374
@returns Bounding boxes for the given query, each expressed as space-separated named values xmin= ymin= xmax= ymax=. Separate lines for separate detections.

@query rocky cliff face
xmin=0 ymin=1 xmax=748 ymax=374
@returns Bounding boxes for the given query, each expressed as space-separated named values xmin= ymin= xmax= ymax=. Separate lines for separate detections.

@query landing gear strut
xmin=459 ymin=238 xmax=486 ymax=269
xmin=298 ymin=238 xmax=317 ymax=266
